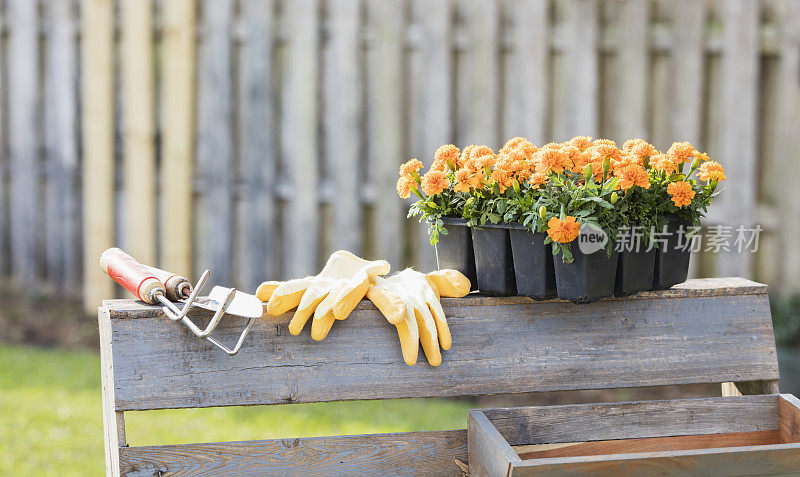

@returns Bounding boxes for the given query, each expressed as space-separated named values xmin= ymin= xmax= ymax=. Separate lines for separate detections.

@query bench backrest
xmin=99 ymin=277 xmax=779 ymax=475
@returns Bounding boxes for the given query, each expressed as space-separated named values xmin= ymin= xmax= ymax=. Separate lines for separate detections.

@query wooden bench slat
xmin=118 ymin=429 xmax=467 ymax=477
xmin=100 ymin=278 xmax=778 ymax=411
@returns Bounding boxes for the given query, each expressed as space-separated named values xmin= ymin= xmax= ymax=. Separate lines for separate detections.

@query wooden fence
xmin=0 ymin=0 xmax=799 ymax=311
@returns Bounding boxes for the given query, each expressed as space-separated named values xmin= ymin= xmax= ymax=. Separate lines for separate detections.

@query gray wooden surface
xmin=481 ymin=395 xmax=779 ymax=446
xmin=101 ymin=278 xmax=778 ymax=411
xmin=118 ymin=429 xmax=467 ymax=477
xmin=468 ymin=410 xmax=519 ymax=477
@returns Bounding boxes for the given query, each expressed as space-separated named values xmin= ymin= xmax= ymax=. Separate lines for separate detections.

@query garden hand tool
xmin=366 ymin=268 xmax=470 ymax=366
xmin=261 ymin=250 xmax=390 ymax=340
xmin=100 ymin=247 xmax=262 ymax=356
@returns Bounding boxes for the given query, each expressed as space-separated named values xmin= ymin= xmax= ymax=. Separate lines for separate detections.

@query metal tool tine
xmin=195 ymin=287 xmax=236 ymax=337
xmin=204 ymin=316 xmax=257 ymax=356
xmin=164 ymin=270 xmax=210 ymax=322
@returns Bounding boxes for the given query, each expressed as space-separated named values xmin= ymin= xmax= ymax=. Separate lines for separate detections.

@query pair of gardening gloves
xmin=255 ymin=250 xmax=470 ymax=366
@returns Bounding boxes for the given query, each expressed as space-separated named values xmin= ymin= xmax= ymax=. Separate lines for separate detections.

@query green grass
xmin=0 ymin=344 xmax=473 ymax=476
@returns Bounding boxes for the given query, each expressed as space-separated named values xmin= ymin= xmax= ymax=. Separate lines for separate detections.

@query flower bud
xmin=602 ymin=157 xmax=610 ymax=179
xmin=539 ymin=206 xmax=547 ymax=221
xmin=610 ymin=192 xmax=618 ymax=204
xmin=512 ymin=179 xmax=521 ymax=195
xmin=583 ymin=164 xmax=593 ymax=182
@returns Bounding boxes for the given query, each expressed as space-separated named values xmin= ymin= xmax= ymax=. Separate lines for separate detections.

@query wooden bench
xmin=99 ymin=277 xmax=779 ymax=476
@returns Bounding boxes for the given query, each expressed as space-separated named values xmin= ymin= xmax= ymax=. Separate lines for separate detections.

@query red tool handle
xmin=100 ymin=248 xmax=165 ymax=305
xmin=143 ymin=265 xmax=192 ymax=301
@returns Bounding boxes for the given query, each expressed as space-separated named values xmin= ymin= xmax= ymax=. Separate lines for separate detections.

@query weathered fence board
xmin=195 ymin=0 xmax=234 ymax=286
xmin=2 ymin=1 xmax=800 ymax=308
xmin=44 ymin=0 xmax=81 ymax=293
xmin=160 ymin=0 xmax=196 ymax=278
xmin=366 ymin=0 xmax=404 ymax=270
xmin=8 ymin=0 xmax=39 ymax=286
xmin=238 ymin=0 xmax=276 ymax=290
xmin=81 ymin=0 xmax=115 ymax=307
xmin=101 ymin=278 xmax=777 ymax=411
xmin=121 ymin=0 xmax=156 ymax=268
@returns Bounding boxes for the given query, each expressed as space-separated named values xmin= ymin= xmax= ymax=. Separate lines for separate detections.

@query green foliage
xmin=771 ymin=294 xmax=800 ymax=346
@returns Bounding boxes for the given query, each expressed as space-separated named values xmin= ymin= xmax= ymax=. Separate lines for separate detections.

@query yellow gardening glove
xmin=258 ymin=250 xmax=390 ymax=340
xmin=366 ymin=269 xmax=470 ymax=366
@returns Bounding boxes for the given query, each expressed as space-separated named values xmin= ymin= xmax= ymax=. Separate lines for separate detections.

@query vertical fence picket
xmin=282 ymin=0 xmax=320 ymax=278
xmin=775 ymin=0 xmax=800 ymax=290
xmin=0 ymin=1 xmax=6 ymax=277
xmin=325 ymin=0 xmax=362 ymax=256
xmin=502 ymin=0 xmax=547 ymax=143
xmin=669 ymin=0 xmax=705 ymax=279
xmin=8 ymin=0 xmax=39 ymax=286
xmin=121 ymin=0 xmax=156 ymax=267
xmin=410 ymin=0 xmax=451 ymax=270
xmin=366 ymin=0 xmax=404 ymax=269
xmin=714 ymin=0 xmax=758 ymax=278
xmin=614 ymin=0 xmax=648 ymax=142
xmin=559 ymin=0 xmax=599 ymax=140
xmin=238 ymin=0 xmax=275 ymax=289
xmin=196 ymin=0 xmax=234 ymax=285
xmin=456 ymin=0 xmax=498 ymax=147
xmin=82 ymin=0 xmax=115 ymax=309
xmin=160 ymin=0 xmax=196 ymax=278
xmin=44 ymin=0 xmax=80 ymax=293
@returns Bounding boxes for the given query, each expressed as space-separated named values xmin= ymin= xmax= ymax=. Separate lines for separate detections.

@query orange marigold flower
xmin=489 ymin=167 xmax=513 ymax=193
xmin=563 ymin=145 xmax=590 ymax=172
xmin=396 ymin=175 xmax=418 ymax=199
xmin=421 ymin=170 xmax=450 ymax=196
xmin=651 ymin=153 xmax=678 ymax=175
xmin=528 ymin=172 xmax=548 ymax=189
xmin=667 ymin=141 xmax=697 ymax=164
xmin=470 ymin=145 xmax=495 ymax=160
xmin=567 ymin=135 xmax=593 ymax=151
xmin=617 ymin=163 xmax=650 ymax=191
xmin=453 ymin=168 xmax=474 ymax=193
xmin=500 ymin=137 xmax=536 ymax=156
xmin=535 ymin=148 xmax=572 ymax=174
xmin=474 ymin=152 xmax=497 ymax=170
xmin=432 ymin=144 xmax=460 ymax=171
xmin=593 ymin=138 xmax=618 ymax=148
xmin=697 ymin=161 xmax=726 ymax=182
xmin=399 ymin=158 xmax=424 ymax=177
xmin=460 ymin=145 xmax=476 ymax=166
xmin=627 ymin=141 xmax=658 ymax=166
xmin=547 ymin=216 xmax=581 ymax=243
xmin=667 ymin=181 xmax=695 ymax=207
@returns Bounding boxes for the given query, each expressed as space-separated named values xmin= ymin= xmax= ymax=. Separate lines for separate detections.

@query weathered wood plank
xmin=469 ymin=410 xmax=519 ymax=477
xmin=121 ymin=0 xmax=156 ymax=267
xmin=456 ymin=0 xmax=499 ymax=147
xmin=100 ymin=307 xmax=124 ymax=477
xmin=8 ymin=0 xmax=40 ymax=286
xmin=510 ymin=444 xmax=800 ymax=476
xmin=366 ymin=0 xmax=404 ymax=269
xmin=82 ymin=0 xmax=115 ymax=309
xmin=324 ymin=0 xmax=362 ymax=257
xmin=502 ymin=0 xmax=547 ymax=143
xmin=482 ymin=395 xmax=778 ymax=446
xmin=160 ymin=0 xmax=196 ymax=278
xmin=515 ymin=430 xmax=780 ymax=460
xmin=779 ymin=394 xmax=800 ymax=444
xmin=238 ymin=0 xmax=276 ymax=291
xmin=44 ymin=0 xmax=80 ymax=293
xmin=409 ymin=0 xmax=450 ymax=269
xmin=118 ymin=429 xmax=467 ymax=477
xmin=712 ymin=0 xmax=759 ymax=278
xmin=195 ymin=0 xmax=234 ymax=285
xmin=558 ymin=0 xmax=599 ymax=140
xmin=281 ymin=0 xmax=320 ymax=278
xmin=613 ymin=0 xmax=648 ymax=141
xmin=103 ymin=280 xmax=777 ymax=411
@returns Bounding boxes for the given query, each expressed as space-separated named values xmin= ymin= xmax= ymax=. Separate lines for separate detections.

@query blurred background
xmin=1 ymin=0 xmax=800 ymax=474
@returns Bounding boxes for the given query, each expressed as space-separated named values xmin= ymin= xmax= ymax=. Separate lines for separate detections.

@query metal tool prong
xmin=163 ymin=269 xmax=210 ymax=322
xmin=195 ymin=287 xmax=236 ymax=337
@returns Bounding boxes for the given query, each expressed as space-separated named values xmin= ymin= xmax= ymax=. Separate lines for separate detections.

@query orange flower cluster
xmin=547 ymin=216 xmax=581 ymax=243
xmin=667 ymin=181 xmax=696 ymax=207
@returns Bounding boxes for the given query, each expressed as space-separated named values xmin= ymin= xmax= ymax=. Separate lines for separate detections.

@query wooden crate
xmin=99 ymin=277 xmax=781 ymax=475
xmin=468 ymin=394 xmax=800 ymax=476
